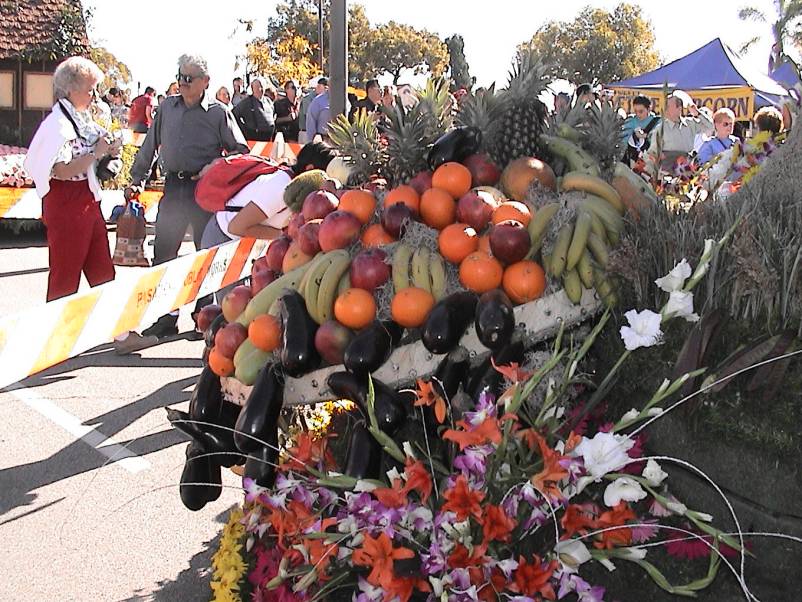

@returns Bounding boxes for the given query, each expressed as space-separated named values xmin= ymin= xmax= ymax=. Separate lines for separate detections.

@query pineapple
xmin=416 ymin=77 xmax=454 ymax=142
xmin=456 ymin=83 xmax=504 ymax=155
xmin=581 ymin=103 xmax=625 ymax=177
xmin=491 ymin=48 xmax=551 ymax=167
xmin=327 ymin=110 xmax=384 ymax=186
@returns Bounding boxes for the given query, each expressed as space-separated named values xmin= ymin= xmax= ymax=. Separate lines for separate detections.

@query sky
xmin=83 ymin=0 xmax=797 ymax=96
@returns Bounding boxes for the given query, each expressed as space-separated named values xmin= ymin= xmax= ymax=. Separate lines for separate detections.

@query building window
xmin=0 ymin=71 xmax=14 ymax=109
xmin=24 ymin=72 xmax=54 ymax=110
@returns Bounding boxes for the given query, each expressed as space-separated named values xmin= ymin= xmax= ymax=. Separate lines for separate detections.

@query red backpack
xmin=194 ymin=154 xmax=293 ymax=212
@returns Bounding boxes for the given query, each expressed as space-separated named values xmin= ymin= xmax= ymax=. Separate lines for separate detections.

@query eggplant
xmin=344 ymin=320 xmax=403 ymax=377
xmin=466 ymin=339 xmax=525 ymax=400
xmin=244 ymin=443 xmax=279 ymax=488
xmin=204 ymin=313 xmax=227 ymax=348
xmin=421 ymin=291 xmax=478 ymax=354
xmin=326 ymin=372 xmax=407 ymax=434
xmin=427 ymin=127 xmax=483 ymax=170
xmin=475 ymin=289 xmax=515 ymax=351
xmin=179 ymin=441 xmax=218 ymax=511
xmin=167 ymin=408 xmax=242 ymax=467
xmin=343 ymin=421 xmax=382 ymax=479
xmin=189 ymin=365 xmax=223 ymax=421
xmin=432 ymin=347 xmax=471 ymax=402
xmin=234 ymin=363 xmax=284 ymax=453
xmin=278 ymin=290 xmax=320 ymax=377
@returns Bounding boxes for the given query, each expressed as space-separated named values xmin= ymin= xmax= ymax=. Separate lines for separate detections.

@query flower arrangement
xmin=218 ymin=237 xmax=753 ymax=602
xmin=0 ymin=145 xmax=32 ymax=188
xmin=211 ymin=508 xmax=248 ymax=602
xmin=702 ymin=130 xmax=784 ymax=198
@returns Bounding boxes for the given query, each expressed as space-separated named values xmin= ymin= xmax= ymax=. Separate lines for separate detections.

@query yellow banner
xmin=610 ymin=86 xmax=754 ymax=120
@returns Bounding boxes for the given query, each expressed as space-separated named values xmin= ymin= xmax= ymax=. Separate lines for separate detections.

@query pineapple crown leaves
xmin=327 ymin=111 xmax=385 ymax=184
xmin=504 ymin=48 xmax=552 ymax=101
xmin=581 ymin=102 xmax=625 ymax=172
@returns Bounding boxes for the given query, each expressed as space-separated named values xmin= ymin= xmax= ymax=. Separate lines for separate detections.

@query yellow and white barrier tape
xmin=0 ymin=237 xmax=268 ymax=390
xmin=0 ymin=187 xmax=163 ymax=222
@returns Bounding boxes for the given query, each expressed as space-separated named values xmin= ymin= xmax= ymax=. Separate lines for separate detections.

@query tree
xmin=89 ymin=47 xmax=132 ymax=91
xmin=738 ymin=0 xmax=802 ymax=71
xmin=445 ymin=34 xmax=474 ymax=91
xmin=520 ymin=3 xmax=659 ymax=85
xmin=365 ymin=21 xmax=448 ymax=84
xmin=246 ymin=35 xmax=318 ymax=86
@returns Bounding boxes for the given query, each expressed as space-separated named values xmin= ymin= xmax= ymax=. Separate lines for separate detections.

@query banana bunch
xmin=392 ymin=243 xmax=447 ymax=300
xmin=294 ymin=249 xmax=352 ymax=324
xmin=540 ymin=134 xmax=601 ymax=178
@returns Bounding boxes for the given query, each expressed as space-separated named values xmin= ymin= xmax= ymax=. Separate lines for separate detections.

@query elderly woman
xmin=697 ymin=108 xmax=738 ymax=165
xmin=24 ymin=56 xmax=120 ymax=301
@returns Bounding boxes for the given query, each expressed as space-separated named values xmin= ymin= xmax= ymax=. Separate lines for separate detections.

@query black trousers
xmin=153 ymin=176 xmax=211 ymax=266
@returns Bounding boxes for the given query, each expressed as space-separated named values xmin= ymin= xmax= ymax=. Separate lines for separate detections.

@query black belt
xmin=167 ymin=170 xmax=199 ymax=180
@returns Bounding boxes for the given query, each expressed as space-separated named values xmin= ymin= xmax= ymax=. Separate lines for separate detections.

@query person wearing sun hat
xmin=646 ymin=90 xmax=713 ymax=169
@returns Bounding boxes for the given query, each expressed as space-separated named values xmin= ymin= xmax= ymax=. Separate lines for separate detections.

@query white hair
xmin=53 ymin=56 xmax=104 ymax=99
xmin=178 ymin=54 xmax=209 ymax=78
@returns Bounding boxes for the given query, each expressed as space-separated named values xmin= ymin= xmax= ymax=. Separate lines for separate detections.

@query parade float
xmin=167 ymin=51 xmax=802 ymax=601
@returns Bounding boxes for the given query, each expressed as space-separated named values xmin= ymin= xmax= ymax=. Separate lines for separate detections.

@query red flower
xmin=594 ymin=502 xmax=636 ymax=549
xmin=414 ymin=378 xmax=447 ymax=424
xmin=447 ymin=542 xmax=488 ymax=570
xmin=560 ymin=503 xmax=597 ymax=539
xmin=382 ymin=575 xmax=431 ymax=602
xmin=402 ymin=458 xmax=433 ymax=503
xmin=352 ymin=532 xmax=414 ymax=589
xmin=529 ymin=431 xmax=569 ymax=501
xmin=478 ymin=568 xmax=508 ymax=602
xmin=372 ymin=478 xmax=408 ymax=508
xmin=442 ymin=475 xmax=485 ymax=521
xmin=491 ymin=357 xmax=532 ymax=382
xmin=481 ymin=504 xmax=516 ymax=543
xmin=511 ymin=554 xmax=557 ymax=600
xmin=303 ymin=536 xmax=338 ymax=578
xmin=282 ymin=432 xmax=335 ymax=473
xmin=443 ymin=416 xmax=502 ymax=451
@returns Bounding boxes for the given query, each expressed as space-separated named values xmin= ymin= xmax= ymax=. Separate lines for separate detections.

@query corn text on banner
xmin=0 ymin=237 xmax=268 ymax=390
xmin=611 ymin=86 xmax=755 ymax=120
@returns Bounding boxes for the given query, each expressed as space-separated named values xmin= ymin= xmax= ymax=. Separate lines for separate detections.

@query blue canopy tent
xmin=609 ymin=38 xmax=789 ymax=120
xmin=770 ymin=61 xmax=801 ymax=88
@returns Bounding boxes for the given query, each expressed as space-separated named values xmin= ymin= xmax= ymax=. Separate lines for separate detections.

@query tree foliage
xmin=520 ymin=3 xmax=659 ymax=85
xmin=737 ymin=0 xmax=802 ymax=69
xmin=22 ymin=2 xmax=90 ymax=61
xmin=365 ymin=21 xmax=448 ymax=84
xmin=89 ymin=46 xmax=132 ymax=91
xmin=445 ymin=34 xmax=474 ymax=91
xmin=246 ymin=35 xmax=318 ymax=86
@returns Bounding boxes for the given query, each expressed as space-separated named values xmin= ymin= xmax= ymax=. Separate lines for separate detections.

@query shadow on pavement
xmin=0 ymin=375 xmax=197 ymax=517
xmin=0 ymin=220 xmax=47 ymax=248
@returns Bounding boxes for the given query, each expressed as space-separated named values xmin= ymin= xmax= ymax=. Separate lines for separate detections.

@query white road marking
xmin=8 ymin=388 xmax=151 ymax=474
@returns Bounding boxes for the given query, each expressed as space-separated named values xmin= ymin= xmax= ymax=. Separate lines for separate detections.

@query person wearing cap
xmin=305 ymin=77 xmax=331 ymax=140
xmin=233 ymin=77 xmax=276 ymax=141
xmin=646 ymin=93 xmax=713 ymax=169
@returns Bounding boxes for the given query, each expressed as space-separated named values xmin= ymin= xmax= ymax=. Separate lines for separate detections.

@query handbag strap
xmin=58 ymin=100 xmax=89 ymax=144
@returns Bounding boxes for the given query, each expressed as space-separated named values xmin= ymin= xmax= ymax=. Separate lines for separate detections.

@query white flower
xmin=402 ymin=441 xmax=416 ymax=459
xmin=621 ymin=408 xmax=639 ymax=422
xmin=642 ymin=459 xmax=668 ymax=486
xmin=620 ymin=309 xmax=663 ymax=351
xmin=604 ymin=476 xmax=647 ymax=507
xmin=555 ymin=539 xmax=592 ymax=573
xmin=353 ymin=480 xmax=378 ymax=492
xmin=616 ymin=546 xmax=647 ymax=560
xmin=665 ymin=499 xmax=688 ymax=515
xmin=647 ymin=407 xmax=664 ymax=417
xmin=574 ymin=432 xmax=635 ymax=480
xmin=665 ymin=290 xmax=699 ymax=322
xmin=385 ymin=466 xmax=402 ymax=482
xmin=655 ymin=259 xmax=692 ymax=292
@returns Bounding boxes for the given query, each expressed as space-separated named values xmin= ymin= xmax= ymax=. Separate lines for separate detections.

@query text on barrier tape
xmin=0 ymin=237 xmax=268 ymax=390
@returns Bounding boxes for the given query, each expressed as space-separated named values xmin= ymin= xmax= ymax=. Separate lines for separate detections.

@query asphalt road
xmin=0 ymin=222 xmax=236 ymax=602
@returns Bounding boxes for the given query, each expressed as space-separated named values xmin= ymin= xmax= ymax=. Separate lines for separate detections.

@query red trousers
xmin=42 ymin=179 xmax=115 ymax=301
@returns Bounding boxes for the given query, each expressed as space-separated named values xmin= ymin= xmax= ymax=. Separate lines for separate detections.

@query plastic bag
xmin=112 ymin=201 xmax=149 ymax=267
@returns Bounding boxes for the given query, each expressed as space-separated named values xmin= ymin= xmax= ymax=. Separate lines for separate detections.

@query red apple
xmin=221 ymin=285 xmax=252 ymax=322
xmin=382 ymin=202 xmax=413 ymax=238
xmin=463 ymin=153 xmax=501 ymax=187
xmin=457 ymin=190 xmax=498 ymax=232
xmin=489 ymin=220 xmax=531 ymax=264
xmin=302 ymin=190 xmax=339 ymax=222
xmin=196 ymin=304 xmax=222 ymax=332
xmin=214 ymin=322 xmax=248 ymax=359
xmin=297 ymin=219 xmax=322 ymax=256
xmin=318 ymin=210 xmax=362 ymax=252
xmin=408 ymin=170 xmax=433 ymax=195
xmin=251 ymin=260 xmax=278 ymax=295
xmin=350 ymin=248 xmax=390 ymax=291
xmin=314 ymin=320 xmax=355 ymax=365
xmin=265 ymin=236 xmax=291 ymax=272
xmin=287 ymin=212 xmax=305 ymax=240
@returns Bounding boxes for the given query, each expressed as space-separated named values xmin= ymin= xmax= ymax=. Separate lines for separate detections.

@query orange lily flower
xmin=282 ymin=432 xmax=336 ymax=473
xmin=381 ymin=574 xmax=431 ymax=602
xmin=560 ymin=503 xmax=597 ymax=540
xmin=443 ymin=416 xmax=502 ymax=451
xmin=402 ymin=458 xmax=433 ymax=503
xmin=414 ymin=378 xmax=447 ymax=424
xmin=372 ymin=478 xmax=408 ymax=508
xmin=594 ymin=502 xmax=636 ymax=549
xmin=481 ymin=503 xmax=517 ymax=543
xmin=303 ymin=536 xmax=338 ymax=578
xmin=530 ymin=431 xmax=569 ymax=500
xmin=511 ymin=554 xmax=557 ymax=600
xmin=442 ymin=475 xmax=485 ymax=521
xmin=352 ymin=531 xmax=414 ymax=589
xmin=491 ymin=357 xmax=532 ymax=382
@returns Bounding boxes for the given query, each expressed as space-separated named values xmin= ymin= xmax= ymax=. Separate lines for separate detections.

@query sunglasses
xmin=177 ymin=72 xmax=199 ymax=85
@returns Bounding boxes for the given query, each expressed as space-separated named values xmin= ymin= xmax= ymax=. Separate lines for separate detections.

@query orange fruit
xmin=334 ymin=288 xmax=376 ymax=330
xmin=384 ymin=185 xmax=420 ymax=214
xmin=338 ymin=189 xmax=377 ymax=224
xmin=361 ymin=223 xmax=395 ymax=247
xmin=438 ymin=223 xmax=479 ymax=264
xmin=459 ymin=251 xmax=503 ymax=293
xmin=420 ymin=187 xmax=457 ymax=230
xmin=492 ymin=201 xmax=532 ymax=227
xmin=391 ymin=287 xmax=436 ymax=328
xmin=208 ymin=346 xmax=235 ymax=377
xmin=432 ymin=162 xmax=472 ymax=199
xmin=248 ymin=314 xmax=282 ymax=352
xmin=503 ymin=260 xmax=547 ymax=304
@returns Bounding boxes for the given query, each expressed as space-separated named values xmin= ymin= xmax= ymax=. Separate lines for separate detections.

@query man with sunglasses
xmin=122 ymin=54 xmax=249 ymax=347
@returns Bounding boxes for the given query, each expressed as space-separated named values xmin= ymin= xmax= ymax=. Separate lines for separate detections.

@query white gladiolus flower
xmin=665 ymin=290 xmax=700 ymax=322
xmin=655 ymin=259 xmax=692 ymax=292
xmin=555 ymin=539 xmax=592 ymax=573
xmin=616 ymin=547 xmax=648 ymax=560
xmin=642 ymin=459 xmax=668 ymax=486
xmin=619 ymin=309 xmax=663 ymax=351
xmin=647 ymin=407 xmax=664 ymax=417
xmin=666 ymin=499 xmax=688 ymax=515
xmin=353 ymin=480 xmax=378 ymax=492
xmin=621 ymin=408 xmax=639 ymax=422
xmin=604 ymin=476 xmax=647 ymax=507
xmin=574 ymin=432 xmax=635 ymax=480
